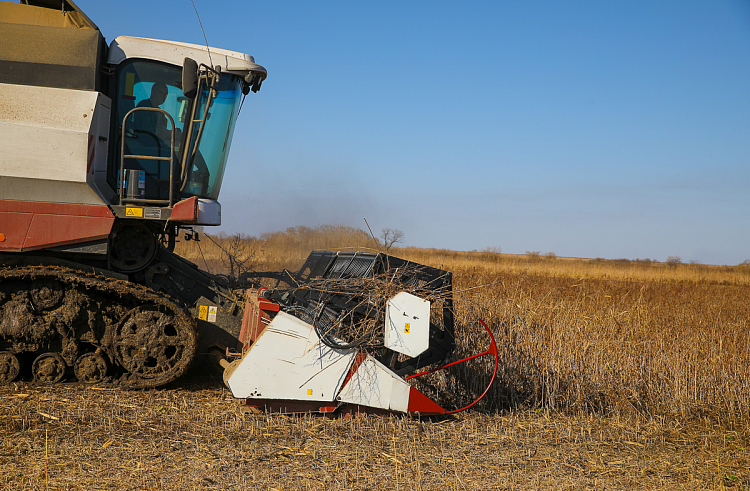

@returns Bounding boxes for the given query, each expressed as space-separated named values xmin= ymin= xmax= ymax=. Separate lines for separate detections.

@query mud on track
xmin=0 ymin=265 xmax=197 ymax=388
xmin=0 ymin=374 xmax=747 ymax=490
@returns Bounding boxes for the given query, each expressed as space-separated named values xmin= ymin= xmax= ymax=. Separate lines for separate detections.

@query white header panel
xmin=384 ymin=292 xmax=431 ymax=357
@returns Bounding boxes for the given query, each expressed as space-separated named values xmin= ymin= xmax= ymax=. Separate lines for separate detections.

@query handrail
xmin=119 ymin=107 xmax=176 ymax=207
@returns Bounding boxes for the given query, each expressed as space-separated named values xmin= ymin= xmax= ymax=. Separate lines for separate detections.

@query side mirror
xmin=182 ymin=57 xmax=198 ymax=99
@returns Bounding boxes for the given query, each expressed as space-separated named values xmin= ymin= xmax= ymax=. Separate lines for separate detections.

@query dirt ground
xmin=1 ymin=373 xmax=748 ymax=491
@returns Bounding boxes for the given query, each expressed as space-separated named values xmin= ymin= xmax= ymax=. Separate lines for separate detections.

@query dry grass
xmin=3 ymin=226 xmax=749 ymax=489
xmin=1 ymin=379 xmax=748 ymax=490
xmin=398 ymin=250 xmax=750 ymax=423
xmin=399 ymin=248 xmax=750 ymax=286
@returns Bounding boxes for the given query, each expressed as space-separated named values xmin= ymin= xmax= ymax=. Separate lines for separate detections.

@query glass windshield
xmin=110 ymin=60 xmax=191 ymax=200
xmin=110 ymin=61 xmax=244 ymax=203
xmin=182 ymin=74 xmax=243 ymax=200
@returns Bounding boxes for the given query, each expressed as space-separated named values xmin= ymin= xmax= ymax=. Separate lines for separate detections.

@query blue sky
xmin=77 ymin=0 xmax=750 ymax=264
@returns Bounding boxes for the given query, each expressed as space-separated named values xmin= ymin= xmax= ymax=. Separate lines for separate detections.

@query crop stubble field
xmin=1 ymin=226 xmax=749 ymax=489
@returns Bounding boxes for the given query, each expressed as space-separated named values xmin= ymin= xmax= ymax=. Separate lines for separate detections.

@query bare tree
xmin=218 ymin=233 xmax=256 ymax=287
xmin=380 ymin=228 xmax=404 ymax=253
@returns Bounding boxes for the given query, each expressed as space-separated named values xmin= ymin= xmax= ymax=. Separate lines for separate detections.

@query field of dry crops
xmin=436 ymin=258 xmax=750 ymax=420
xmin=1 ymin=379 xmax=747 ymax=490
xmin=1 ymin=226 xmax=749 ymax=489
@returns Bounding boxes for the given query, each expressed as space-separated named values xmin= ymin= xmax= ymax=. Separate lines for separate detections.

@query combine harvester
xmin=0 ymin=0 xmax=496 ymax=415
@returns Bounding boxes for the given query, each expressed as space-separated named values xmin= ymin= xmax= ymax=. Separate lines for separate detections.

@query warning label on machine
xmin=144 ymin=208 xmax=162 ymax=219
xmin=198 ymin=305 xmax=218 ymax=323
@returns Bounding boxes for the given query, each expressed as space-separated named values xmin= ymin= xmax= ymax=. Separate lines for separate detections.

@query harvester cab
xmin=107 ymin=37 xmax=266 ymax=228
xmin=0 ymin=0 xmax=265 ymax=264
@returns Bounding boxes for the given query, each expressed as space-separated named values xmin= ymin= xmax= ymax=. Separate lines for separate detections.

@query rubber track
xmin=0 ymin=265 xmax=198 ymax=388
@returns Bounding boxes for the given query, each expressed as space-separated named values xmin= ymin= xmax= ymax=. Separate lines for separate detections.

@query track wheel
xmin=74 ymin=352 xmax=109 ymax=384
xmin=0 ymin=351 xmax=20 ymax=384
xmin=113 ymin=306 xmax=195 ymax=387
xmin=109 ymin=221 xmax=158 ymax=273
xmin=32 ymin=353 xmax=66 ymax=384
xmin=30 ymin=279 xmax=65 ymax=310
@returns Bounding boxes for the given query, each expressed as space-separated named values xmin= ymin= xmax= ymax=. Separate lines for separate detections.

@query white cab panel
xmin=107 ymin=36 xmax=265 ymax=77
xmin=196 ymin=199 xmax=221 ymax=226
xmin=0 ymin=83 xmax=111 ymax=205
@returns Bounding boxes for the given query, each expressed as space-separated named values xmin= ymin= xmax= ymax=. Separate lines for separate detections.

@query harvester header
xmin=222 ymin=251 xmax=498 ymax=415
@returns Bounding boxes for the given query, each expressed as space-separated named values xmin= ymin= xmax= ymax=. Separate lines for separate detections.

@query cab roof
xmin=107 ymin=36 xmax=267 ymax=80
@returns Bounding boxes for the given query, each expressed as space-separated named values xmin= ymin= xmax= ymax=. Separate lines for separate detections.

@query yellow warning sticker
xmin=404 ymin=323 xmax=410 ymax=333
xmin=207 ymin=306 xmax=217 ymax=323
xmin=307 ymin=389 xmax=313 ymax=396
xmin=198 ymin=305 xmax=208 ymax=321
xmin=125 ymin=207 xmax=143 ymax=217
